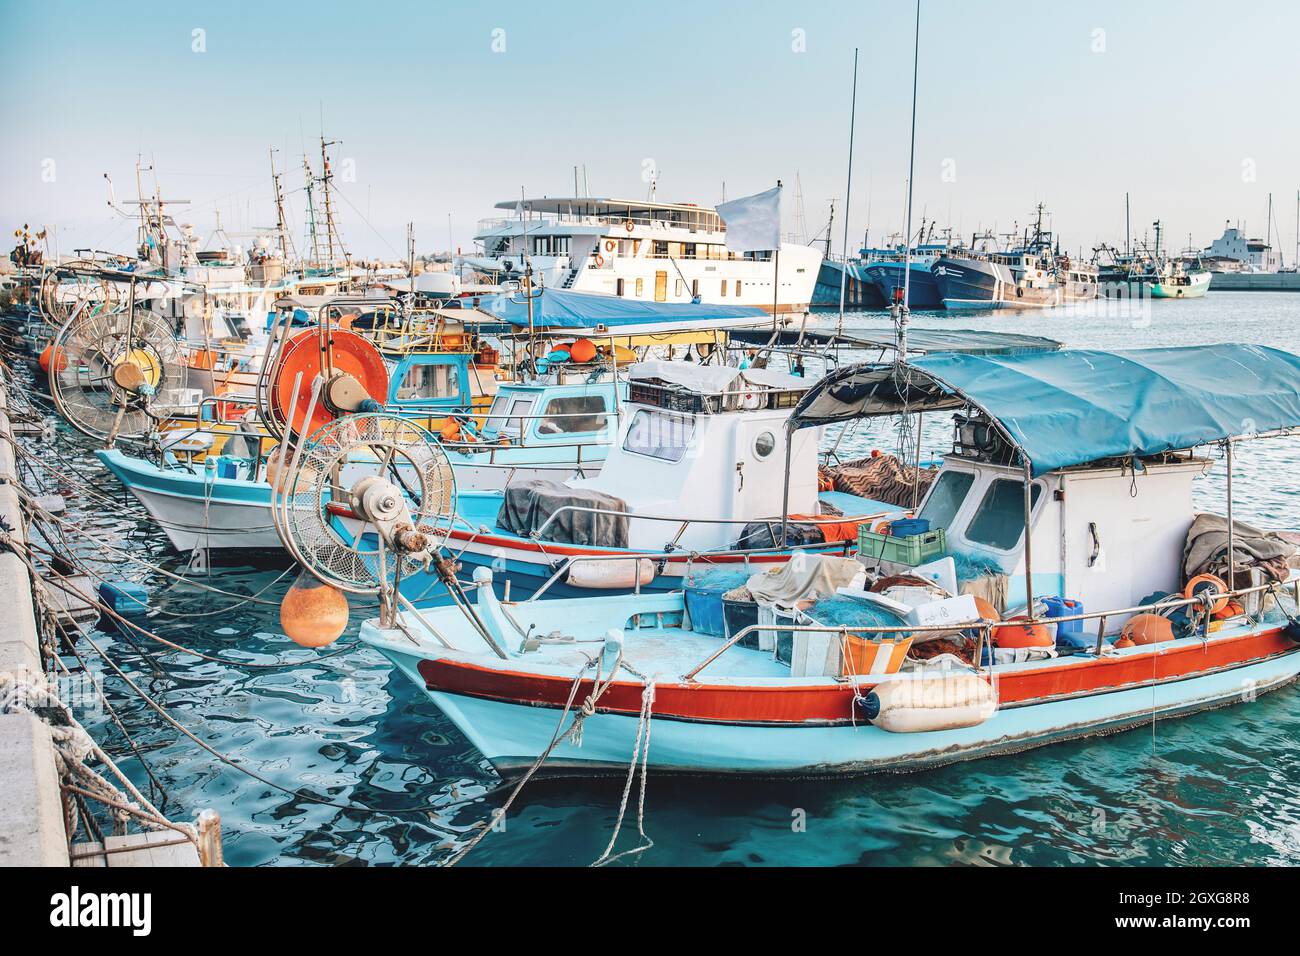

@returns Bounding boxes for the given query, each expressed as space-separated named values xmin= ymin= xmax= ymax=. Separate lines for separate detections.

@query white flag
xmin=716 ymin=185 xmax=782 ymax=252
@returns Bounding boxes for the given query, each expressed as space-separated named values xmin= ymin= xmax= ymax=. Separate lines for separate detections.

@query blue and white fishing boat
xmin=356 ymin=343 xmax=1300 ymax=777
xmin=97 ymin=372 xmax=624 ymax=554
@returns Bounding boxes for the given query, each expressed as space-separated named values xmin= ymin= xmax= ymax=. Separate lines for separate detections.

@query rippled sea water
xmin=27 ymin=292 xmax=1300 ymax=866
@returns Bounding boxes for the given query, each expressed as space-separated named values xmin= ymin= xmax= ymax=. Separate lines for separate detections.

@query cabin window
xmin=675 ymin=278 xmax=685 ymax=297
xmin=623 ymin=409 xmax=696 ymax=463
xmin=616 ymin=278 xmax=625 ymax=296
xmin=537 ymin=395 xmax=608 ymax=435
xmin=720 ymin=280 xmax=727 ymax=297
xmin=485 ymin=395 xmax=534 ymax=436
xmin=691 ymin=279 xmax=699 ymax=297
xmin=735 ymin=280 xmax=742 ymax=297
xmin=964 ymin=478 xmax=1042 ymax=551
xmin=635 ymin=277 xmax=644 ymax=297
xmin=395 ymin=362 xmax=461 ymax=401
xmin=753 ymin=431 xmax=776 ymax=458
xmin=918 ymin=470 xmax=975 ymax=531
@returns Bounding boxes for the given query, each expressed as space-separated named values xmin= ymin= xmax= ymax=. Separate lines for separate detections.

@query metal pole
xmin=899 ymin=0 xmax=921 ymax=318
xmin=836 ymin=48 xmax=860 ymax=336
xmin=778 ymin=424 xmax=795 ymax=546
xmin=1022 ymin=458 xmax=1035 ymax=617
xmin=1225 ymin=439 xmax=1235 ymax=587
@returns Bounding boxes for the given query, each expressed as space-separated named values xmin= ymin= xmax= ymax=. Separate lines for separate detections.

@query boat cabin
xmin=567 ymin=361 xmax=822 ymax=551
xmin=791 ymin=345 xmax=1300 ymax=634
xmin=478 ymin=379 xmax=622 ymax=445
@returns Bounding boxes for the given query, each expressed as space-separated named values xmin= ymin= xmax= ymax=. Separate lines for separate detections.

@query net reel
xmin=270 ymin=410 xmax=457 ymax=630
xmin=49 ymin=305 xmax=187 ymax=446
xmin=259 ymin=321 xmax=390 ymax=445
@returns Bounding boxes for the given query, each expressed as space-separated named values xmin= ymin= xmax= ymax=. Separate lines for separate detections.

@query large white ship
xmin=464 ymin=197 xmax=822 ymax=315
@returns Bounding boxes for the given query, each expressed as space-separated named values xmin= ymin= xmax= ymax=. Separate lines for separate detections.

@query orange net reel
xmin=269 ymin=327 xmax=389 ymax=440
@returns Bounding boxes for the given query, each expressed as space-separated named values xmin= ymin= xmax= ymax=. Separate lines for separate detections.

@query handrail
xmin=529 ymin=503 xmax=888 ymax=539
xmin=680 ymin=577 xmax=1300 ymax=681
xmin=522 ymin=541 xmax=859 ymax=602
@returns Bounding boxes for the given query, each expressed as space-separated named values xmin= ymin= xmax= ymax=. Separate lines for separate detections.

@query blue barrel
xmin=98 ymin=581 xmax=150 ymax=618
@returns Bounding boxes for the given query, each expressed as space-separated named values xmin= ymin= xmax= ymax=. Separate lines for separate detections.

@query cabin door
xmin=654 ymin=271 xmax=668 ymax=302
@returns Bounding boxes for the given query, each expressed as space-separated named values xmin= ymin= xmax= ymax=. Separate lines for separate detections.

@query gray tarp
xmin=1182 ymin=513 xmax=1297 ymax=583
xmin=495 ymin=479 xmax=630 ymax=548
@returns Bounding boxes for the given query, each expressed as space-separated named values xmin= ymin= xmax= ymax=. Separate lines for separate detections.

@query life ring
xmin=594 ymin=254 xmax=605 ymax=267
xmin=603 ymin=240 xmax=616 ymax=253
xmin=624 ymin=220 xmax=635 ymax=233
xmin=1184 ymin=573 xmax=1229 ymax=614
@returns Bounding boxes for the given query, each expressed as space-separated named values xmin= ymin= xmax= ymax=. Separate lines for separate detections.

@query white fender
xmin=864 ymin=672 xmax=997 ymax=733
xmin=566 ymin=558 xmax=656 ymax=590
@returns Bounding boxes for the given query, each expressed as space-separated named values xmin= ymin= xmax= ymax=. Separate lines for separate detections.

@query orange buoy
xmin=995 ymin=616 xmax=1052 ymax=648
xmin=1213 ymin=599 xmax=1244 ymax=620
xmin=1114 ymin=635 xmax=1135 ymax=649
xmin=1183 ymin=573 xmax=1229 ymax=614
xmin=39 ymin=344 xmax=67 ymax=374
xmin=1122 ymin=613 xmax=1174 ymax=645
xmin=569 ymin=338 xmax=597 ymax=363
xmin=279 ymin=569 xmax=349 ymax=648
xmin=440 ymin=418 xmax=462 ymax=442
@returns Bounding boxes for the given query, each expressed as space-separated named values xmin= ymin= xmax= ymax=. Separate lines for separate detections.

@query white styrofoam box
xmin=912 ymin=556 xmax=958 ymax=596
xmin=907 ymin=593 xmax=980 ymax=629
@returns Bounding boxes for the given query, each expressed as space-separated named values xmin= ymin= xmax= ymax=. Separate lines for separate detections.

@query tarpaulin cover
xmin=790 ymin=344 xmax=1300 ymax=476
xmin=485 ymin=288 xmax=768 ymax=330
xmin=495 ymin=479 xmax=630 ymax=547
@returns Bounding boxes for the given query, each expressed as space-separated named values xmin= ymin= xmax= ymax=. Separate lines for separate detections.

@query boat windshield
xmin=966 ymin=478 xmax=1042 ymax=551
xmin=623 ymin=409 xmax=695 ymax=462
xmin=485 ymin=394 xmax=535 ymax=436
xmin=918 ymin=469 xmax=975 ymax=530
xmin=537 ymin=395 xmax=609 ymax=435
xmin=395 ymin=362 xmax=461 ymax=401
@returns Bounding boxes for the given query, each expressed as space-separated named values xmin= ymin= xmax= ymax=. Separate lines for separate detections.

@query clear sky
xmin=2 ymin=0 xmax=1297 ymax=262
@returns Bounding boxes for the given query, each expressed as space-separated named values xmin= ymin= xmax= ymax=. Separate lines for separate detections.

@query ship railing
xmin=680 ymin=576 xmax=1300 ymax=682
xmin=155 ymin=394 xmax=277 ymax=478
xmin=519 ymin=539 xmax=871 ymax=602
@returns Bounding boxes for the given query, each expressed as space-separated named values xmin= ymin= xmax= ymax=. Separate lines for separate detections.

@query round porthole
xmin=754 ymin=431 xmax=776 ymax=458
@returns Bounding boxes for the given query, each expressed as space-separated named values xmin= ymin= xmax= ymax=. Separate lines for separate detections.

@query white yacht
xmin=464 ymin=197 xmax=822 ymax=315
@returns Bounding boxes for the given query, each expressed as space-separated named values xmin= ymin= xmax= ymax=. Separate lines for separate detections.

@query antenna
xmin=895 ymin=0 xmax=922 ymax=358
xmin=836 ymin=47 xmax=859 ymax=336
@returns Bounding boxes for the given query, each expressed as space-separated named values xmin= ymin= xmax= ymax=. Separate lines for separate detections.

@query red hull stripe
xmin=417 ymin=628 xmax=1296 ymax=725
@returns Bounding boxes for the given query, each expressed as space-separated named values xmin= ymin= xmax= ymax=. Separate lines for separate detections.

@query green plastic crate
xmin=856 ymin=527 xmax=947 ymax=567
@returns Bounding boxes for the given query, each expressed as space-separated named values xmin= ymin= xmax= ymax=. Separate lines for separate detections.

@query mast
xmin=270 ymin=147 xmax=291 ymax=260
xmin=836 ymin=47 xmax=860 ymax=335
xmin=1125 ymin=192 xmax=1130 ymax=258
xmin=318 ymin=137 xmax=350 ymax=272
xmin=896 ymin=0 xmax=921 ymax=358
xmin=303 ymin=154 xmax=322 ymax=271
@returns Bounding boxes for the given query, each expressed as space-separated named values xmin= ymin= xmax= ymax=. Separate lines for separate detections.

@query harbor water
xmin=41 ymin=292 xmax=1300 ymax=866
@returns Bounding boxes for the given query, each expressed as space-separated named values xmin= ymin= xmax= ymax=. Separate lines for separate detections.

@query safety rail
xmin=520 ymin=541 xmax=864 ymax=602
xmin=527 ymin=503 xmax=884 ymax=544
xmin=680 ymin=576 xmax=1300 ymax=682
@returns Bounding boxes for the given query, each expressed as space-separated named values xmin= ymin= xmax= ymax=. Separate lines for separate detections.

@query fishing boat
xmin=356 ymin=343 xmax=1300 ymax=777
xmin=415 ymin=359 xmax=897 ymax=598
xmin=932 ymin=206 xmax=1098 ymax=310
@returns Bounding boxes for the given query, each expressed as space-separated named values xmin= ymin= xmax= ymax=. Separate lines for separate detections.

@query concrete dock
xmin=0 ymin=373 xmax=70 ymax=866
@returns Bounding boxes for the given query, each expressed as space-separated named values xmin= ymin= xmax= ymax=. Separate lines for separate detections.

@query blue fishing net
xmin=683 ymin=568 xmax=753 ymax=592
xmin=946 ymin=549 xmax=1008 ymax=585
xmin=804 ymin=595 xmax=908 ymax=635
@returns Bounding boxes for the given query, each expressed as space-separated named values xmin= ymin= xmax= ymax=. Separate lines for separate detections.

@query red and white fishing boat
xmin=353 ymin=344 xmax=1300 ymax=776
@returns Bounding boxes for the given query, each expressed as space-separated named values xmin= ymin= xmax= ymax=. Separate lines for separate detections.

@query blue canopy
xmin=790 ymin=344 xmax=1300 ymax=476
xmin=484 ymin=287 xmax=768 ymax=331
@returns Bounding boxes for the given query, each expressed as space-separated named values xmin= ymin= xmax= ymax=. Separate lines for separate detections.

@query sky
xmin=2 ymin=0 xmax=1297 ymax=262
